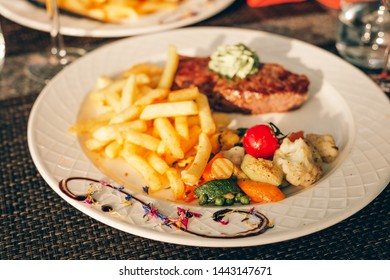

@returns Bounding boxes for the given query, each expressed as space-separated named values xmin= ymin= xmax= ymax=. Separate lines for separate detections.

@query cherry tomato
xmin=242 ymin=124 xmax=279 ymax=159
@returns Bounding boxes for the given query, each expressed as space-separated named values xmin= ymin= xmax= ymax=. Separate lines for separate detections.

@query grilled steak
xmin=172 ymin=56 xmax=310 ymax=114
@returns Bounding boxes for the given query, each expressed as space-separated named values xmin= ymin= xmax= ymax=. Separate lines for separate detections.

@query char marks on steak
xmin=172 ymin=56 xmax=310 ymax=114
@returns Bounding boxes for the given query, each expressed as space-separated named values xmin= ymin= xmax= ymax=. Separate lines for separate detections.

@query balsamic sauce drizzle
xmin=59 ymin=177 xmax=272 ymax=238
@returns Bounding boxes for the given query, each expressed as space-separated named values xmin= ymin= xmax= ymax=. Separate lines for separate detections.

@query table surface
xmin=0 ymin=0 xmax=389 ymax=260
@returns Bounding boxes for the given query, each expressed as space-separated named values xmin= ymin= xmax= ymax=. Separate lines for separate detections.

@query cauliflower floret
xmin=273 ymin=138 xmax=322 ymax=187
xmin=305 ymin=133 xmax=339 ymax=163
xmin=222 ymin=146 xmax=246 ymax=166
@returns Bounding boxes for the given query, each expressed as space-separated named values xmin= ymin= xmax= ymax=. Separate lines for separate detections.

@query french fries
xmin=120 ymin=75 xmax=137 ymax=110
xmin=196 ymin=93 xmax=216 ymax=135
xmin=174 ymin=116 xmax=189 ymax=140
xmin=181 ymin=133 xmax=212 ymax=186
xmin=158 ymin=45 xmax=179 ymax=89
xmin=121 ymin=153 xmax=164 ymax=192
xmin=71 ymin=45 xmax=232 ymax=200
xmin=168 ymin=87 xmax=200 ymax=102
xmin=36 ymin=0 xmax=183 ymax=23
xmin=146 ymin=152 xmax=170 ymax=175
xmin=92 ymin=120 xmax=147 ymax=142
xmin=109 ymin=105 xmax=143 ymax=124
xmin=105 ymin=141 xmax=122 ymax=159
xmin=122 ymin=129 xmax=161 ymax=151
xmin=139 ymin=101 xmax=198 ymax=120
xmin=154 ymin=118 xmax=184 ymax=159
xmin=166 ymin=168 xmax=185 ymax=200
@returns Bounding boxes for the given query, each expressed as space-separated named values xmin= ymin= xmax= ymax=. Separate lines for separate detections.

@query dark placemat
xmin=0 ymin=94 xmax=389 ymax=260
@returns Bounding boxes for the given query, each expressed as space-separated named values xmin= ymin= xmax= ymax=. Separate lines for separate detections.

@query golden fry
xmin=146 ymin=151 xmax=170 ymax=175
xmin=181 ymin=133 xmax=212 ymax=185
xmin=92 ymin=78 xmax=126 ymax=104
xmin=122 ymin=129 xmax=161 ymax=151
xmin=92 ymin=125 xmax=120 ymax=142
xmin=123 ymin=63 xmax=163 ymax=78
xmin=196 ymin=93 xmax=216 ymax=135
xmin=154 ymin=118 xmax=184 ymax=159
xmin=166 ymin=168 xmax=185 ymax=200
xmin=139 ymin=101 xmax=198 ymax=120
xmin=121 ymin=153 xmax=163 ymax=192
xmin=69 ymin=111 xmax=114 ymax=134
xmin=122 ymin=141 xmax=144 ymax=156
xmin=168 ymin=87 xmax=200 ymax=102
xmin=120 ymin=74 xmax=138 ymax=110
xmin=95 ymin=75 xmax=112 ymax=87
xmin=105 ymin=90 xmax=122 ymax=113
xmin=109 ymin=105 xmax=143 ymax=124
xmin=85 ymin=138 xmax=110 ymax=152
xmin=105 ymin=140 xmax=122 ymax=159
xmin=181 ymin=125 xmax=201 ymax=154
xmin=155 ymin=141 xmax=180 ymax=166
xmin=133 ymin=88 xmax=169 ymax=106
xmin=187 ymin=115 xmax=200 ymax=127
xmin=92 ymin=120 xmax=147 ymax=142
xmin=174 ymin=116 xmax=189 ymax=140
xmin=158 ymin=44 xmax=179 ymax=89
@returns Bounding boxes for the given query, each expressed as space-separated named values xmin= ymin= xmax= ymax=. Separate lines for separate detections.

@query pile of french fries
xmin=36 ymin=0 xmax=183 ymax=23
xmin=70 ymin=45 xmax=232 ymax=200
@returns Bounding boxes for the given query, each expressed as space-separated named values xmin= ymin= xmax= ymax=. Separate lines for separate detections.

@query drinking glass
xmin=26 ymin=0 xmax=85 ymax=83
xmin=372 ymin=0 xmax=390 ymax=92
xmin=336 ymin=0 xmax=389 ymax=69
xmin=336 ymin=0 xmax=390 ymax=93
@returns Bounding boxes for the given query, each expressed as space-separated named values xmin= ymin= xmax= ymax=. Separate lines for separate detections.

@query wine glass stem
xmin=0 ymin=22 xmax=5 ymax=72
xmin=48 ymin=0 xmax=67 ymax=63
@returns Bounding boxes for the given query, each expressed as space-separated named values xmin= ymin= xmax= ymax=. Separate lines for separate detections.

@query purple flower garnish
xmin=114 ymin=186 xmax=125 ymax=191
xmin=98 ymin=180 xmax=109 ymax=186
xmin=142 ymin=186 xmax=149 ymax=194
xmin=170 ymin=207 xmax=202 ymax=229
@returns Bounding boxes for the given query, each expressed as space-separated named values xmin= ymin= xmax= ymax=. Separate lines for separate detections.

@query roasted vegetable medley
xmin=189 ymin=122 xmax=339 ymax=206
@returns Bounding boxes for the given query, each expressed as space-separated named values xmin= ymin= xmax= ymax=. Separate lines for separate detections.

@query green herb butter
xmin=208 ymin=43 xmax=260 ymax=79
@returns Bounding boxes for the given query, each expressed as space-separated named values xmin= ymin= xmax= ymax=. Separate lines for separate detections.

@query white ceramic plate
xmin=27 ymin=27 xmax=390 ymax=247
xmin=0 ymin=0 xmax=234 ymax=37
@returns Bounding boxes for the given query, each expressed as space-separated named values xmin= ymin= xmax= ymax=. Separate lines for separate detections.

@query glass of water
xmin=336 ymin=0 xmax=390 ymax=69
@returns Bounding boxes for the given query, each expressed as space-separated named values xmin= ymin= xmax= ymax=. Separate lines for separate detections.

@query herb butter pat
xmin=208 ymin=43 xmax=260 ymax=79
